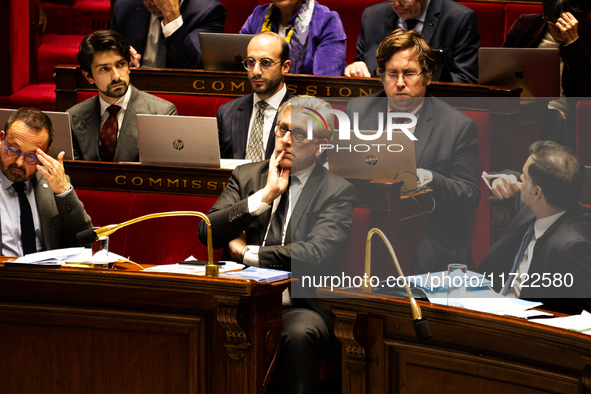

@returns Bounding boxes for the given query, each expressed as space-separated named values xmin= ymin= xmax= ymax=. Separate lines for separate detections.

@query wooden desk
xmin=0 ymin=264 xmax=289 ymax=394
xmin=319 ymin=287 xmax=591 ymax=394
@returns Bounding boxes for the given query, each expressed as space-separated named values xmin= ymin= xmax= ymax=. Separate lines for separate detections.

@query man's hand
xmin=416 ymin=168 xmax=433 ymax=187
xmin=152 ymin=0 xmax=181 ymax=25
xmin=227 ymin=232 xmax=247 ymax=262
xmin=129 ymin=46 xmax=142 ymax=67
xmin=556 ymin=12 xmax=579 ymax=46
xmin=261 ymin=150 xmax=290 ymax=205
xmin=491 ymin=174 xmax=521 ymax=200
xmin=36 ymin=150 xmax=70 ymax=194
xmin=344 ymin=61 xmax=371 ymax=78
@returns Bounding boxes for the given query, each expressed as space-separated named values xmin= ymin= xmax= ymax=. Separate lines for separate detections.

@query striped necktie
xmin=246 ymin=101 xmax=268 ymax=162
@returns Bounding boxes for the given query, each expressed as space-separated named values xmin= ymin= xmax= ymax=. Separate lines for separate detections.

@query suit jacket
xmin=111 ymin=0 xmax=226 ymax=69
xmin=503 ymin=13 xmax=591 ymax=98
xmin=198 ymin=161 xmax=356 ymax=329
xmin=354 ymin=0 xmax=480 ymax=84
xmin=0 ymin=172 xmax=93 ymax=253
xmin=478 ymin=199 xmax=591 ymax=314
xmin=345 ymin=92 xmax=480 ymax=273
xmin=67 ymin=85 xmax=177 ymax=162
xmin=216 ymin=90 xmax=293 ymax=160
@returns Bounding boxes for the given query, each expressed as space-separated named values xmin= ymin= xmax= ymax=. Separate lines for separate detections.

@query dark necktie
xmin=154 ymin=17 xmax=167 ymax=68
xmin=13 ymin=182 xmax=36 ymax=255
xmin=99 ymin=105 xmax=120 ymax=162
xmin=405 ymin=19 xmax=419 ymax=31
xmin=266 ymin=176 xmax=294 ymax=246
xmin=501 ymin=223 xmax=535 ymax=296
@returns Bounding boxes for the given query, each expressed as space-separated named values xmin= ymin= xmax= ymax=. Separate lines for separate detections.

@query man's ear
xmin=315 ymin=138 xmax=329 ymax=158
xmin=534 ymin=185 xmax=543 ymax=200
xmin=82 ymin=70 xmax=95 ymax=85
xmin=282 ymin=60 xmax=291 ymax=75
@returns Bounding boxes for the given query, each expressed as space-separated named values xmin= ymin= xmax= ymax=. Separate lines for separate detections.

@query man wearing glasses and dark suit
xmin=216 ymin=32 xmax=293 ymax=162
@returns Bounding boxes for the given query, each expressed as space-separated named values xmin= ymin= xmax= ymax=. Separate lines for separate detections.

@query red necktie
xmin=99 ymin=105 xmax=121 ymax=162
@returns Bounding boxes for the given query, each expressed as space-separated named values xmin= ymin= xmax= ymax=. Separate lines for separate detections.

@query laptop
xmin=478 ymin=48 xmax=560 ymax=97
xmin=327 ymin=130 xmax=418 ymax=190
xmin=199 ymin=33 xmax=255 ymax=71
xmin=0 ymin=109 xmax=74 ymax=160
xmin=137 ymin=114 xmax=220 ymax=168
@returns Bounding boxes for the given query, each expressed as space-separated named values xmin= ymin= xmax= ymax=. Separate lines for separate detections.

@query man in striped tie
xmin=479 ymin=141 xmax=591 ymax=314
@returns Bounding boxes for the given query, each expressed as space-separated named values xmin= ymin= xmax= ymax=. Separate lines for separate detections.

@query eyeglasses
xmin=386 ymin=0 xmax=415 ymax=5
xmin=276 ymin=124 xmax=308 ymax=143
xmin=3 ymin=141 xmax=39 ymax=165
xmin=243 ymin=57 xmax=282 ymax=71
xmin=542 ymin=16 xmax=557 ymax=26
xmin=385 ymin=71 xmax=423 ymax=83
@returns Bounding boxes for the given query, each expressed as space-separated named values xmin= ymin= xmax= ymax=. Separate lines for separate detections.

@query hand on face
xmin=262 ymin=149 xmax=290 ymax=205
xmin=36 ymin=150 xmax=70 ymax=194
xmin=491 ymin=174 xmax=522 ymax=200
xmin=145 ymin=0 xmax=180 ymax=24
xmin=555 ymin=12 xmax=579 ymax=46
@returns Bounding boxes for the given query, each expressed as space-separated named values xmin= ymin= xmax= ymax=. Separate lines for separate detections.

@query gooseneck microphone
xmin=362 ymin=228 xmax=432 ymax=341
xmin=75 ymin=211 xmax=219 ymax=276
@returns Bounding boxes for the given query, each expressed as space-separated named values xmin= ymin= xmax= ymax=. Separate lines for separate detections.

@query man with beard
xmin=0 ymin=108 xmax=93 ymax=256
xmin=216 ymin=32 xmax=292 ymax=161
xmin=67 ymin=30 xmax=177 ymax=162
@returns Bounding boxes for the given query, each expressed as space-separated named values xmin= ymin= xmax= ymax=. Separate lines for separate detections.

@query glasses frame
xmin=3 ymin=140 xmax=40 ymax=165
xmin=275 ymin=124 xmax=309 ymax=143
xmin=243 ymin=57 xmax=282 ymax=72
xmin=385 ymin=71 xmax=423 ymax=83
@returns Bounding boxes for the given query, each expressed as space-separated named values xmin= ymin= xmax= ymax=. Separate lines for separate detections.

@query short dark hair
xmin=528 ymin=140 xmax=585 ymax=210
xmin=375 ymin=29 xmax=436 ymax=81
xmin=542 ymin=0 xmax=588 ymax=21
xmin=5 ymin=108 xmax=54 ymax=148
xmin=78 ymin=30 xmax=131 ymax=75
xmin=253 ymin=31 xmax=290 ymax=63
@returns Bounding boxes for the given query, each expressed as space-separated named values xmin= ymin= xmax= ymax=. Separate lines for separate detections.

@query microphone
xmin=362 ymin=228 xmax=432 ymax=341
xmin=74 ymin=211 xmax=219 ymax=276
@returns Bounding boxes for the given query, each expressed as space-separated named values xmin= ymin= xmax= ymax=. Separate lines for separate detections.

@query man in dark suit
xmin=199 ymin=96 xmax=356 ymax=394
xmin=111 ymin=0 xmax=226 ymax=69
xmin=344 ymin=0 xmax=480 ymax=84
xmin=216 ymin=32 xmax=292 ymax=161
xmin=67 ymin=31 xmax=177 ymax=162
xmin=0 ymin=108 xmax=92 ymax=256
xmin=345 ymin=30 xmax=480 ymax=274
xmin=479 ymin=141 xmax=591 ymax=314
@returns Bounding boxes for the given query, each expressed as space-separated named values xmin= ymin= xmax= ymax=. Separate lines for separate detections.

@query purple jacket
xmin=240 ymin=2 xmax=346 ymax=76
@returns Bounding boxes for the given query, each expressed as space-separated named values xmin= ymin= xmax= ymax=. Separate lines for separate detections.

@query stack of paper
xmin=221 ymin=267 xmax=291 ymax=282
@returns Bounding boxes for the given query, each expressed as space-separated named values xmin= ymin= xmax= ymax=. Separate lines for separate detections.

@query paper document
xmin=530 ymin=311 xmax=591 ymax=334
xmin=12 ymin=247 xmax=87 ymax=265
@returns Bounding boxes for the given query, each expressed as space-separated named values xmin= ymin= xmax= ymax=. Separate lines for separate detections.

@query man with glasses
xmin=68 ymin=31 xmax=177 ymax=162
xmin=345 ymin=0 xmax=480 ymax=84
xmin=216 ymin=32 xmax=292 ymax=161
xmin=345 ymin=30 xmax=480 ymax=274
xmin=200 ymin=96 xmax=356 ymax=394
xmin=0 ymin=108 xmax=92 ymax=256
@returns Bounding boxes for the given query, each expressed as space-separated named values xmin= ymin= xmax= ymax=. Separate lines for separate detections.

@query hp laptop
xmin=137 ymin=114 xmax=220 ymax=168
xmin=199 ymin=33 xmax=255 ymax=71
xmin=0 ymin=109 xmax=74 ymax=160
xmin=478 ymin=48 xmax=560 ymax=97
xmin=327 ymin=130 xmax=418 ymax=191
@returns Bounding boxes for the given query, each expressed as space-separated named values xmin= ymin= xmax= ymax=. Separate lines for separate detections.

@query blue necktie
xmin=501 ymin=223 xmax=535 ymax=296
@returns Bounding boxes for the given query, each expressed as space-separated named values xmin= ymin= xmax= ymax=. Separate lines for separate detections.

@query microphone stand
xmin=92 ymin=211 xmax=218 ymax=277
xmin=362 ymin=228 xmax=431 ymax=340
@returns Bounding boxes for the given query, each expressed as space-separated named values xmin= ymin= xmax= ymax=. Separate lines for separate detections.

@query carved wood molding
xmin=334 ymin=309 xmax=366 ymax=374
xmin=581 ymin=358 xmax=591 ymax=391
xmin=216 ymin=297 xmax=251 ymax=360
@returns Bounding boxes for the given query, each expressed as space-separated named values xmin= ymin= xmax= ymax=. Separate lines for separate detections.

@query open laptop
xmin=137 ymin=114 xmax=220 ymax=168
xmin=0 ymin=109 xmax=74 ymax=160
xmin=478 ymin=48 xmax=560 ymax=97
xmin=199 ymin=33 xmax=255 ymax=71
xmin=327 ymin=130 xmax=418 ymax=191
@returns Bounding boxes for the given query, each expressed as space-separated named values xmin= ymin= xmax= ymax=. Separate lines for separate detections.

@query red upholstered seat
xmin=576 ymin=100 xmax=591 ymax=166
xmin=37 ymin=34 xmax=84 ymax=83
xmin=460 ymin=2 xmax=506 ymax=47
xmin=505 ymin=4 xmax=543 ymax=39
xmin=220 ymin=0 xmax=259 ymax=33
xmin=342 ymin=207 xmax=372 ymax=277
xmin=72 ymin=0 xmax=112 ymax=34
xmin=6 ymin=84 xmax=56 ymax=111
xmin=460 ymin=110 xmax=491 ymax=268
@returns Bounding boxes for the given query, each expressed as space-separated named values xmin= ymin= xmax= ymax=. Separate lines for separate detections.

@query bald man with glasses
xmin=216 ymin=31 xmax=293 ymax=161
xmin=0 ymin=108 xmax=92 ymax=256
